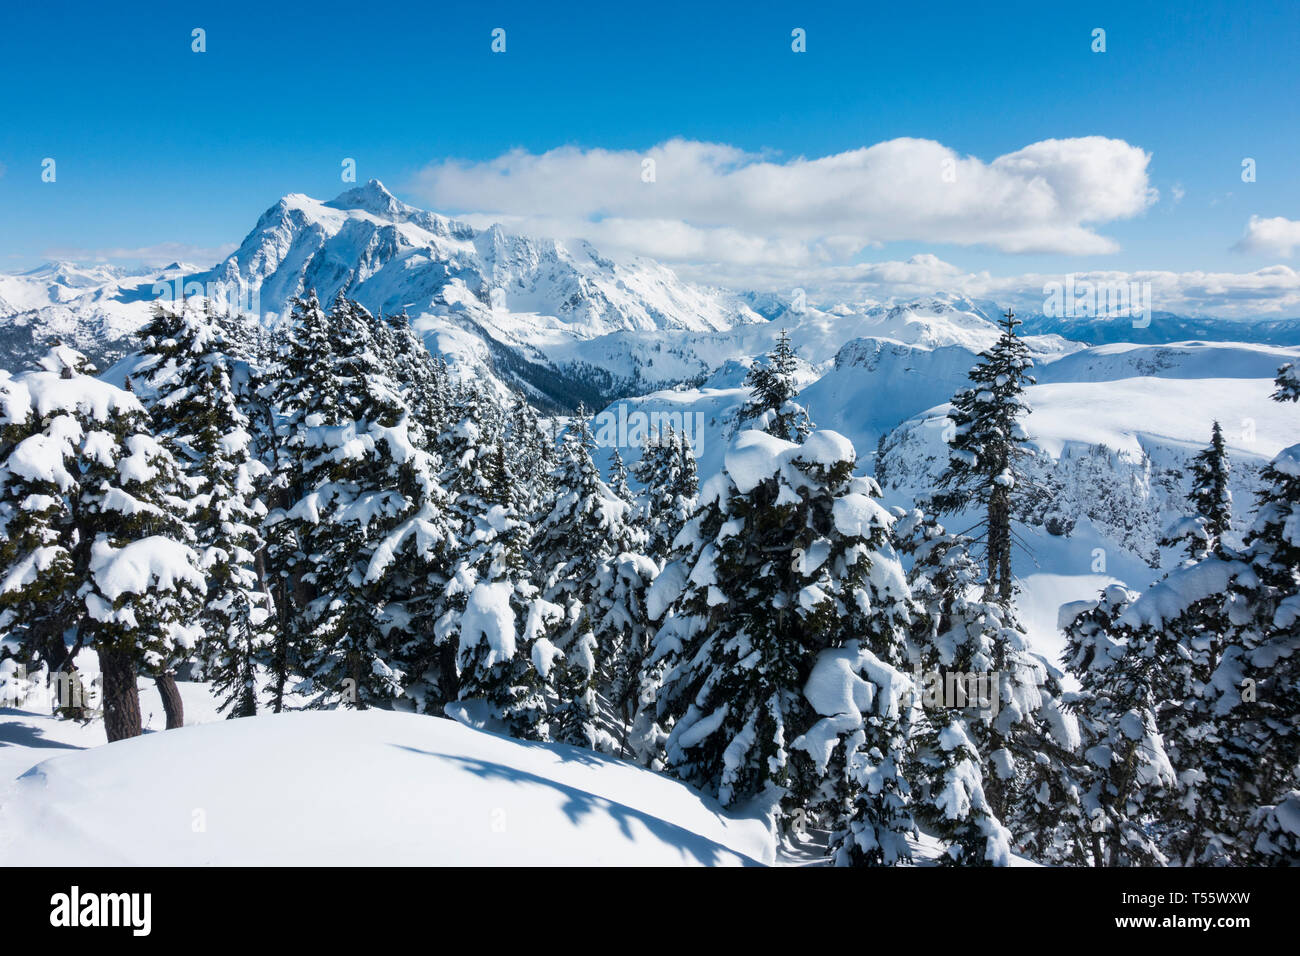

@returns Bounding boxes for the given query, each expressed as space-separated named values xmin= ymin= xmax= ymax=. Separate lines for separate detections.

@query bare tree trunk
xmin=98 ymin=647 xmax=142 ymax=742
xmin=987 ymin=490 xmax=1013 ymax=604
xmin=438 ymin=642 xmax=459 ymax=709
xmin=156 ymin=671 xmax=184 ymax=729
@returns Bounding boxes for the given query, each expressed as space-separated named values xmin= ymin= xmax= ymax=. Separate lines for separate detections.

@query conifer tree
xmin=1161 ymin=421 xmax=1232 ymax=561
xmin=535 ymin=408 xmax=637 ymax=633
xmin=508 ymin=398 xmax=554 ymax=513
xmin=0 ymin=346 xmax=204 ymax=741
xmin=533 ymin=408 xmax=644 ymax=749
xmin=608 ymin=447 xmax=632 ymax=503
xmin=1105 ymin=573 xmax=1251 ymax=863
xmin=446 ymin=434 xmax=562 ymax=740
xmin=1061 ymin=585 xmax=1176 ymax=865
xmin=932 ymin=308 xmax=1035 ymax=604
xmin=588 ymin=446 xmax=658 ymax=756
xmin=632 ymin=428 xmax=686 ymax=563
xmin=1232 ymin=364 xmax=1300 ymax=862
xmin=895 ymin=510 xmax=1016 ymax=866
xmin=1099 ymin=365 xmax=1299 ymax=865
xmin=651 ymin=427 xmax=915 ymax=854
xmin=272 ymin=293 xmax=452 ymax=710
xmin=262 ymin=293 xmax=335 ymax=710
xmin=738 ymin=330 xmax=813 ymax=442
xmin=136 ymin=303 xmax=274 ymax=718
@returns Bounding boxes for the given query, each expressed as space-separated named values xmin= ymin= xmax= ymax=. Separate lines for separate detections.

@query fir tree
xmin=738 ymin=330 xmax=813 ymax=443
xmin=1232 ymin=363 xmax=1300 ymax=863
xmin=931 ymin=308 xmax=1035 ymax=604
xmin=1161 ymin=421 xmax=1232 ymax=561
xmin=895 ymin=510 xmax=1016 ymax=866
xmin=507 ymin=398 xmax=555 ymax=513
xmin=1098 ymin=366 xmax=1299 ymax=864
xmin=533 ymin=408 xmax=643 ymax=750
xmin=632 ymin=426 xmax=699 ymax=565
xmin=651 ymin=427 xmax=915 ymax=855
xmin=271 ymin=293 xmax=451 ymax=710
xmin=136 ymin=303 xmax=274 ymax=718
xmin=447 ymin=435 xmax=562 ymax=740
xmin=1061 ymin=585 xmax=1176 ymax=865
xmin=262 ymin=293 xmax=335 ymax=710
xmin=608 ymin=447 xmax=632 ymax=503
xmin=534 ymin=408 xmax=638 ymax=634
xmin=0 ymin=346 xmax=204 ymax=742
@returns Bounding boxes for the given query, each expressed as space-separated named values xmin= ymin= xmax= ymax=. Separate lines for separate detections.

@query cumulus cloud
xmin=412 ymin=136 xmax=1158 ymax=265
xmin=1234 ymin=215 xmax=1300 ymax=257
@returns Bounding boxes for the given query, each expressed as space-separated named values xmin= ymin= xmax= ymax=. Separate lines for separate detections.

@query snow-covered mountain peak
xmin=19 ymin=260 xmax=136 ymax=289
xmin=325 ymin=178 xmax=405 ymax=217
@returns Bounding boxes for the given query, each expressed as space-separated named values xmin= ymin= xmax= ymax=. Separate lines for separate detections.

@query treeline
xmin=0 ymin=298 xmax=1294 ymax=866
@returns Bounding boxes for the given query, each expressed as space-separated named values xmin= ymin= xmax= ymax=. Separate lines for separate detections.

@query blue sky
xmin=2 ymin=0 xmax=1298 ymax=312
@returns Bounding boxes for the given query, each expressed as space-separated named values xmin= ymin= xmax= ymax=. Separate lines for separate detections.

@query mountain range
xmin=4 ymin=179 xmax=1297 ymax=411
xmin=3 ymin=179 xmax=1299 ymax=675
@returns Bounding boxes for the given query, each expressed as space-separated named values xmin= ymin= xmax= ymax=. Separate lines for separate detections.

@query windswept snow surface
xmin=0 ymin=708 xmax=771 ymax=866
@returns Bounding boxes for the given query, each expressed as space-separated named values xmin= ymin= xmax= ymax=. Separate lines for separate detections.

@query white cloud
xmin=1234 ymin=215 xmax=1300 ymax=257
xmin=698 ymin=254 xmax=1300 ymax=319
xmin=412 ymin=136 xmax=1157 ymax=265
xmin=39 ymin=241 xmax=237 ymax=269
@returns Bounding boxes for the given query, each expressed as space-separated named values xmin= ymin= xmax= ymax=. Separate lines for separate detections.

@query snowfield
xmin=0 ymin=707 xmax=773 ymax=866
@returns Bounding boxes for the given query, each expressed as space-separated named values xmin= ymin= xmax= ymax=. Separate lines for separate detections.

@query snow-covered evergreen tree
xmin=135 ymin=303 xmax=274 ymax=717
xmin=1232 ymin=363 xmax=1300 ymax=863
xmin=632 ymin=426 xmax=698 ymax=565
xmin=534 ymin=408 xmax=635 ymax=630
xmin=650 ymin=427 xmax=915 ymax=857
xmin=895 ymin=510 xmax=1015 ymax=866
xmin=271 ymin=293 xmax=453 ymax=710
xmin=1161 ymin=420 xmax=1231 ymax=561
xmin=738 ymin=330 xmax=813 ymax=443
xmin=0 ymin=346 xmax=205 ymax=741
xmin=1106 ymin=560 xmax=1256 ymax=864
xmin=374 ymin=311 xmax=454 ymax=443
xmin=1275 ymin=360 xmax=1300 ymax=403
xmin=1101 ymin=365 xmax=1298 ymax=864
xmin=261 ymin=293 xmax=334 ymax=710
xmin=533 ymin=408 xmax=644 ymax=750
xmin=608 ymin=447 xmax=632 ymax=503
xmin=1061 ymin=585 xmax=1176 ymax=865
xmin=1250 ymin=791 xmax=1300 ymax=864
xmin=444 ymin=434 xmax=562 ymax=741
xmin=931 ymin=308 xmax=1035 ymax=604
xmin=507 ymin=398 xmax=555 ymax=514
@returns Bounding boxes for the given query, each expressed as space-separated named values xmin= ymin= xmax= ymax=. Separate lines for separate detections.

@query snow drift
xmin=0 ymin=710 xmax=771 ymax=866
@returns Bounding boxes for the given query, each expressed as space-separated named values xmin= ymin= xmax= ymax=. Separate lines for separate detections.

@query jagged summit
xmin=327 ymin=178 xmax=402 ymax=214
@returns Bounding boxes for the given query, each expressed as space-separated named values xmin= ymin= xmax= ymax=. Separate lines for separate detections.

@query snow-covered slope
xmin=0 ymin=708 xmax=771 ymax=866
xmin=591 ymin=305 xmax=1081 ymax=482
xmin=552 ymin=294 xmax=1078 ymax=399
xmin=1033 ymin=340 xmax=1300 ymax=384
xmin=876 ymin=374 xmax=1297 ymax=565
xmin=0 ymin=262 xmax=194 ymax=373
